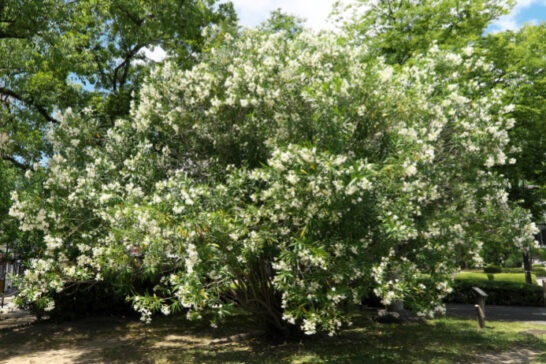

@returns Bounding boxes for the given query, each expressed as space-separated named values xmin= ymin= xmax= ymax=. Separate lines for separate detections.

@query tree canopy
xmin=335 ymin=0 xmax=514 ymax=64
xmin=0 ymin=0 xmax=236 ymax=167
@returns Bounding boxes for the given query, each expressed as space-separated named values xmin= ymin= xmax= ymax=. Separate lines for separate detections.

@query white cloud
xmin=132 ymin=46 xmax=168 ymax=66
xmin=227 ymin=0 xmax=338 ymax=30
xmin=490 ymin=0 xmax=542 ymax=32
xmin=492 ymin=16 xmax=519 ymax=32
xmin=141 ymin=46 xmax=168 ymax=62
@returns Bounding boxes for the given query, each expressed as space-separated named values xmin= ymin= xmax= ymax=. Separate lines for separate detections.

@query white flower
xmin=99 ymin=193 xmax=112 ymax=204
xmin=503 ymin=104 xmax=515 ymax=113
xmin=45 ymin=235 xmax=62 ymax=250
xmin=282 ymin=312 xmax=296 ymax=324
xmin=302 ymin=317 xmax=317 ymax=335
xmin=346 ymin=184 xmax=358 ymax=196
xmin=496 ymin=151 xmax=506 ymax=165
xmin=445 ymin=53 xmax=462 ymax=65
xmin=462 ymin=46 xmax=473 ymax=57
xmin=161 ymin=305 xmax=171 ymax=316
xmin=378 ymin=67 xmax=393 ymax=82
xmin=44 ymin=300 xmax=55 ymax=312
xmin=405 ymin=163 xmax=417 ymax=177
xmin=286 ymin=171 xmax=299 ymax=185
xmin=359 ymin=178 xmax=372 ymax=190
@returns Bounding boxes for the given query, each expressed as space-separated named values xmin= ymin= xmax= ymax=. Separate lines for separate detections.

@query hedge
xmin=445 ymin=278 xmax=544 ymax=307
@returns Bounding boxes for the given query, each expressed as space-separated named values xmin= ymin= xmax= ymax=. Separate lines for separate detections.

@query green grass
xmin=457 ymin=271 xmax=537 ymax=284
xmin=1 ymin=311 xmax=545 ymax=363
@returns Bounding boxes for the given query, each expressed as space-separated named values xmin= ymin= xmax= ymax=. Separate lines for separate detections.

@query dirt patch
xmin=0 ymin=310 xmax=36 ymax=331
xmin=2 ymin=346 xmax=103 ymax=364
xmin=0 ymin=316 xmax=136 ymax=364
xmin=0 ymin=297 xmax=37 ymax=331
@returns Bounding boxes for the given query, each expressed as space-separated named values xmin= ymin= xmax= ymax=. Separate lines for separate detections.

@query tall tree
xmin=478 ymin=24 xmax=546 ymax=271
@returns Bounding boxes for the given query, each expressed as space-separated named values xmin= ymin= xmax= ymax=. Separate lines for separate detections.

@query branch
xmin=0 ymin=98 xmax=15 ymax=128
xmin=112 ymin=43 xmax=147 ymax=91
xmin=0 ymin=87 xmax=60 ymax=123
xmin=0 ymin=30 xmax=28 ymax=39
xmin=116 ymin=5 xmax=144 ymax=26
xmin=116 ymin=5 xmax=154 ymax=27
xmin=0 ymin=154 xmax=29 ymax=170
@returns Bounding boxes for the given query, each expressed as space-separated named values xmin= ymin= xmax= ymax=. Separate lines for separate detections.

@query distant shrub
xmin=484 ymin=264 xmax=502 ymax=273
xmin=505 ymin=253 xmax=522 ymax=268
xmin=446 ymin=278 xmax=543 ymax=306
xmin=534 ymin=269 xmax=546 ymax=276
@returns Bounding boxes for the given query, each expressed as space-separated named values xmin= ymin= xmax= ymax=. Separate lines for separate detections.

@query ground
xmin=1 ymin=308 xmax=546 ymax=364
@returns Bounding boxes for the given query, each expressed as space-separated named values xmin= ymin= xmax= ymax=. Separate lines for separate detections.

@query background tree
xmin=258 ymin=8 xmax=305 ymax=38
xmin=478 ymin=24 xmax=546 ymax=274
xmin=334 ymin=0 xmax=513 ymax=64
xmin=481 ymin=23 xmax=546 ymax=223
xmin=0 ymin=161 xmax=17 ymax=259
xmin=0 ymin=161 xmax=43 ymax=267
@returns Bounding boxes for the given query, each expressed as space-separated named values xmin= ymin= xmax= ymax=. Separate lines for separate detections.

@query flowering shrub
xmin=10 ymin=28 xmax=538 ymax=336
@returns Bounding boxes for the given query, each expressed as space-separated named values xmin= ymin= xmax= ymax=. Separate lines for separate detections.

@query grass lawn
xmin=1 ymin=310 xmax=546 ymax=363
xmin=457 ymin=271 xmax=538 ymax=284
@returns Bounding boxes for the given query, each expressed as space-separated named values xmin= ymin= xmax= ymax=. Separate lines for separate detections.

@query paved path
xmin=447 ymin=303 xmax=546 ymax=324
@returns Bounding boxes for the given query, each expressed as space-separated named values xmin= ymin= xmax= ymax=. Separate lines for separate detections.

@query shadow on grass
xmin=1 ymin=312 xmax=545 ymax=363
xmin=533 ymin=352 xmax=546 ymax=363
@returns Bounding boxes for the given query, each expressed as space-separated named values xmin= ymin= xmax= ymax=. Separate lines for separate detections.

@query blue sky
xmin=224 ymin=0 xmax=546 ymax=33
xmin=488 ymin=0 xmax=546 ymax=32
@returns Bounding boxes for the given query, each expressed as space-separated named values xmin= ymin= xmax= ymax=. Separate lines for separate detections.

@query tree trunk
xmin=523 ymin=251 xmax=532 ymax=284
